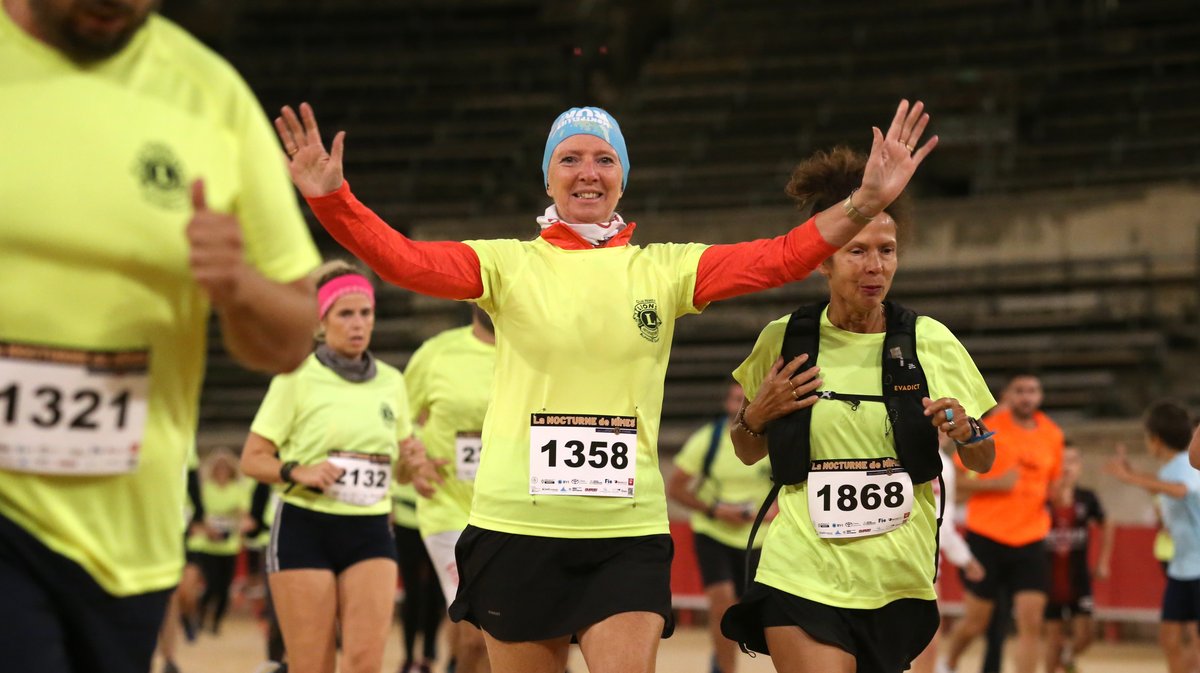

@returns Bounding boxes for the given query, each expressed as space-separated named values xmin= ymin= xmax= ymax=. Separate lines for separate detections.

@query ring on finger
xmin=946 ymin=419 xmax=957 ymax=430
xmin=791 ymin=387 xmax=802 ymax=401
xmin=904 ymin=143 xmax=915 ymax=153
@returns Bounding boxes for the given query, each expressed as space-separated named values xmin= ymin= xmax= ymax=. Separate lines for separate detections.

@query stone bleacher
xmin=195 ymin=0 xmax=1200 ymax=448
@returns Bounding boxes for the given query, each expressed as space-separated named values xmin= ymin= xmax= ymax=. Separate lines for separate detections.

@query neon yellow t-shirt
xmin=0 ymin=11 xmax=319 ymax=596
xmin=733 ymin=308 xmax=995 ymax=608
xmin=186 ymin=479 xmax=250 ymax=556
xmin=673 ymin=420 xmax=774 ymax=549
xmin=405 ymin=325 xmax=495 ymax=538
xmin=250 ymin=354 xmax=411 ymax=516
xmin=392 ymin=481 xmax=419 ymax=530
xmin=463 ymin=237 xmax=707 ymax=538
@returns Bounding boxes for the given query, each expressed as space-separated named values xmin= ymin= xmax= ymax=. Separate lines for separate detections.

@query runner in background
xmin=910 ymin=438 xmax=985 ymax=673
xmin=1043 ymin=442 xmax=1114 ymax=673
xmin=402 ymin=305 xmax=496 ymax=673
xmin=392 ymin=479 xmax=444 ymax=673
xmin=1106 ymin=402 xmax=1200 ymax=673
xmin=241 ymin=261 xmax=410 ymax=673
xmin=940 ymin=373 xmax=1064 ymax=673
xmin=185 ymin=448 xmax=251 ymax=636
xmin=666 ymin=382 xmax=774 ymax=673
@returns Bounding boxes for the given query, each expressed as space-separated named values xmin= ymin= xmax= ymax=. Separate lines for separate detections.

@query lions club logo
xmin=133 ymin=142 xmax=187 ymax=210
xmin=633 ymin=299 xmax=661 ymax=343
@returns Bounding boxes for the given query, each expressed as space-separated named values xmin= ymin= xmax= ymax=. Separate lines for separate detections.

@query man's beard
xmin=29 ymin=0 xmax=155 ymax=63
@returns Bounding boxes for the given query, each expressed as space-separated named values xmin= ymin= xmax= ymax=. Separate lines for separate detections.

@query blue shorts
xmin=1162 ymin=577 xmax=1200 ymax=622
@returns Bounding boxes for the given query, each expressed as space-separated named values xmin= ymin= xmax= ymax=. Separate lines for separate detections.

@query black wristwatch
xmin=279 ymin=461 xmax=299 ymax=484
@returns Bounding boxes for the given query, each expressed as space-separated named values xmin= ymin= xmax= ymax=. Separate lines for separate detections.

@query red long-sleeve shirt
xmin=305 ymin=181 xmax=839 ymax=305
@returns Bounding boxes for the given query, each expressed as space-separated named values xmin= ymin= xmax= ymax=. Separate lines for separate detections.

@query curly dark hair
xmin=784 ymin=146 xmax=914 ymax=243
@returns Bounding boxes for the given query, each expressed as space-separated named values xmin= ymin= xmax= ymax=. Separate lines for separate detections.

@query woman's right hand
xmin=743 ymin=355 xmax=823 ymax=430
xmin=290 ymin=460 xmax=344 ymax=491
xmin=274 ymin=102 xmax=346 ymax=198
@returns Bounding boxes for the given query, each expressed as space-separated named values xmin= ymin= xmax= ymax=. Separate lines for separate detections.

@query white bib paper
xmin=455 ymin=431 xmax=483 ymax=482
xmin=0 ymin=343 xmax=149 ymax=475
xmin=528 ymin=413 xmax=636 ymax=498
xmin=807 ymin=457 xmax=914 ymax=539
xmin=325 ymin=450 xmax=391 ymax=506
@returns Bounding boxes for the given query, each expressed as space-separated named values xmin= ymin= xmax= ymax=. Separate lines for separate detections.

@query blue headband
xmin=541 ymin=107 xmax=629 ymax=191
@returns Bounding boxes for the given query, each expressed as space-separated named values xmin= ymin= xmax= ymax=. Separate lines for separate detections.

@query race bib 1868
xmin=0 ymin=342 xmax=149 ymax=475
xmin=325 ymin=450 xmax=391 ymax=506
xmin=807 ymin=457 xmax=914 ymax=539
xmin=529 ymin=413 xmax=636 ymax=497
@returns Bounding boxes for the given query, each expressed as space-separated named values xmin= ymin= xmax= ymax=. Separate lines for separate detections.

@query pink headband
xmin=318 ymin=274 xmax=375 ymax=319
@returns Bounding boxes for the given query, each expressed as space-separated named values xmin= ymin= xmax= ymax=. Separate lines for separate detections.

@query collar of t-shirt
xmin=536 ymin=205 xmax=636 ymax=249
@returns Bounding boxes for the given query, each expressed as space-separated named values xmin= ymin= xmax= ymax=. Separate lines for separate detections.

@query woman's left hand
xmin=855 ymin=100 xmax=938 ymax=216
xmin=923 ymin=397 xmax=971 ymax=444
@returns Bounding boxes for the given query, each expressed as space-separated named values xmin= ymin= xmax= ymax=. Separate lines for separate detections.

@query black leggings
xmin=194 ymin=553 xmax=238 ymax=634
xmin=394 ymin=525 xmax=443 ymax=664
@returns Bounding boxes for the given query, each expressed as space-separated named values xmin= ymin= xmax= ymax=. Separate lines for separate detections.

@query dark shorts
xmin=267 ymin=502 xmax=396 ymax=574
xmin=721 ymin=582 xmax=939 ymax=673
xmin=693 ymin=532 xmax=761 ymax=596
xmin=0 ymin=511 xmax=172 ymax=673
xmin=1045 ymin=594 xmax=1094 ymax=621
xmin=1162 ymin=577 xmax=1200 ymax=622
xmin=963 ymin=532 xmax=1049 ymax=600
xmin=448 ymin=525 xmax=675 ymax=642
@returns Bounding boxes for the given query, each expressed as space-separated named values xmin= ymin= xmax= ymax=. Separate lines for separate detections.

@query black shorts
xmin=0 ymin=511 xmax=172 ymax=673
xmin=267 ymin=502 xmax=396 ymax=575
xmin=721 ymin=582 xmax=938 ymax=673
xmin=1045 ymin=594 xmax=1094 ymax=621
xmin=1162 ymin=577 xmax=1200 ymax=622
xmin=448 ymin=525 xmax=674 ymax=642
xmin=693 ymin=532 xmax=761 ymax=596
xmin=963 ymin=532 xmax=1049 ymax=600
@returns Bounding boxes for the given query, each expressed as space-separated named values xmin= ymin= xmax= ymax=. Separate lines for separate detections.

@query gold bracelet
xmin=735 ymin=407 xmax=765 ymax=438
xmin=842 ymin=189 xmax=875 ymax=226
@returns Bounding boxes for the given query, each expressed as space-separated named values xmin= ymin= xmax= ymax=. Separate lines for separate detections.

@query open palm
xmin=275 ymin=102 xmax=346 ymax=198
xmin=858 ymin=100 xmax=938 ymax=214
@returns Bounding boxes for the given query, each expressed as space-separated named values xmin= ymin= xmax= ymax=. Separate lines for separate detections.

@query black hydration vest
xmin=766 ymin=300 xmax=941 ymax=486
xmin=739 ymin=301 xmax=946 ymax=600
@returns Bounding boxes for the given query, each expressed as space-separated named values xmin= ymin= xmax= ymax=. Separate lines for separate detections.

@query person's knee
xmin=1161 ymin=625 xmax=1185 ymax=653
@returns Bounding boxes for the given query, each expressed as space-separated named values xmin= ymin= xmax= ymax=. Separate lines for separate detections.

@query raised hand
xmin=1104 ymin=443 xmax=1134 ymax=482
xmin=186 ymin=179 xmax=248 ymax=307
xmin=275 ymin=102 xmax=346 ymax=198
xmin=856 ymin=100 xmax=938 ymax=215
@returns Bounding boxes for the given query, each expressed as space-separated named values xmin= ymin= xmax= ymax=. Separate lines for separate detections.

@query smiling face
xmin=20 ymin=0 xmax=157 ymax=62
xmin=545 ymin=134 xmax=623 ymax=224
xmin=820 ymin=216 xmax=898 ymax=315
xmin=321 ymin=293 xmax=374 ymax=359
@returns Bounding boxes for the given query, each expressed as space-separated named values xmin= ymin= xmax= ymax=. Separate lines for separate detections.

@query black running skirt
xmin=448 ymin=525 xmax=674 ymax=642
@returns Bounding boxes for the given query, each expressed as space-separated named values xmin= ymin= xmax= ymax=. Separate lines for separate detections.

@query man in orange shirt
xmin=938 ymin=373 xmax=1064 ymax=673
